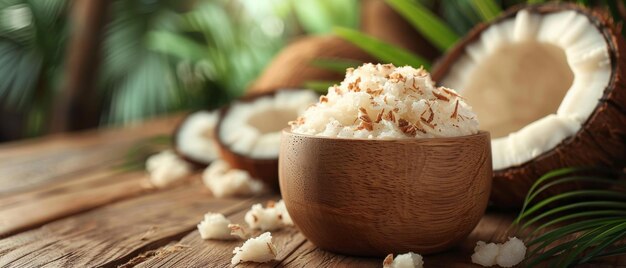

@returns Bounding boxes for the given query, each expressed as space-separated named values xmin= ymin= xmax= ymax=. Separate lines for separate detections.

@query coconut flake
xmin=291 ymin=63 xmax=478 ymax=139
xmin=244 ymin=200 xmax=292 ymax=231
xmin=175 ymin=110 xmax=220 ymax=164
xmin=472 ymin=237 xmax=526 ymax=267
xmin=383 ymin=252 xmax=424 ymax=268
xmin=145 ymin=150 xmax=192 ymax=188
xmin=274 ymin=200 xmax=293 ymax=226
xmin=197 ymin=212 xmax=236 ymax=240
xmin=228 ymin=224 xmax=250 ymax=239
xmin=231 ymin=232 xmax=278 ymax=264
xmin=201 ymin=159 xmax=264 ymax=198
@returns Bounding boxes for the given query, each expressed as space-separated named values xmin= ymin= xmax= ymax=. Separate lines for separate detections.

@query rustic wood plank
xmin=0 ymin=181 xmax=259 ymax=267
xmin=0 ymin=170 xmax=157 ymax=237
xmin=280 ymin=212 xmax=516 ymax=268
xmin=131 ymin=197 xmax=307 ymax=268
xmin=0 ymin=115 xmax=182 ymax=195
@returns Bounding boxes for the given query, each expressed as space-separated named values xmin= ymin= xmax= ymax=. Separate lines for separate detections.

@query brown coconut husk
xmin=246 ymin=35 xmax=375 ymax=95
xmin=360 ymin=0 xmax=439 ymax=61
xmin=432 ymin=3 xmax=626 ymax=208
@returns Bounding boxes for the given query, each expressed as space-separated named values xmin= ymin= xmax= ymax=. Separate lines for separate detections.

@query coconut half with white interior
xmin=216 ymin=89 xmax=318 ymax=189
xmin=432 ymin=3 xmax=626 ymax=207
xmin=174 ymin=110 xmax=220 ymax=166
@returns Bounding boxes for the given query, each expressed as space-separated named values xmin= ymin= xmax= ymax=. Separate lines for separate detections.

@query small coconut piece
xmin=432 ymin=3 xmax=626 ymax=207
xmin=231 ymin=232 xmax=278 ymax=264
xmin=496 ymin=237 xmax=527 ymax=267
xmin=383 ymin=252 xmax=424 ymax=268
xmin=228 ymin=224 xmax=250 ymax=240
xmin=244 ymin=203 xmax=285 ymax=231
xmin=471 ymin=241 xmax=500 ymax=267
xmin=471 ymin=237 xmax=526 ymax=267
xmin=145 ymin=150 xmax=192 ymax=188
xmin=201 ymin=159 xmax=264 ymax=198
xmin=174 ymin=110 xmax=220 ymax=166
xmin=216 ymin=90 xmax=318 ymax=189
xmin=197 ymin=212 xmax=236 ymax=240
xmin=274 ymin=199 xmax=293 ymax=226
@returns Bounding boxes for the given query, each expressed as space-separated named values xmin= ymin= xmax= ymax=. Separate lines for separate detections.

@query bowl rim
xmin=282 ymin=128 xmax=490 ymax=142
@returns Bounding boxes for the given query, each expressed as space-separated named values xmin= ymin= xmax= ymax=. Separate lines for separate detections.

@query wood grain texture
xmin=0 ymin=181 xmax=257 ymax=267
xmin=131 ymin=198 xmax=306 ymax=268
xmin=0 ymin=115 xmax=182 ymax=195
xmin=279 ymin=130 xmax=492 ymax=256
xmin=0 ymin=170 xmax=154 ymax=237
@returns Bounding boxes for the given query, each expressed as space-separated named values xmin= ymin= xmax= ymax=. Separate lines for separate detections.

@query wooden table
xmin=0 ymin=116 xmax=623 ymax=267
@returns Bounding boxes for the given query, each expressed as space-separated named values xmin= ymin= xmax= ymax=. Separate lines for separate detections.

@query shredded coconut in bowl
xmin=291 ymin=63 xmax=479 ymax=138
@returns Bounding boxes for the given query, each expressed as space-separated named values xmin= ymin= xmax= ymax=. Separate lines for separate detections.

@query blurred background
xmin=0 ymin=0 xmax=623 ymax=142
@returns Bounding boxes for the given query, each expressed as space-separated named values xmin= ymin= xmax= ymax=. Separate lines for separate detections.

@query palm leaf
xmin=470 ymin=0 xmax=501 ymax=21
xmin=303 ymin=80 xmax=337 ymax=94
xmin=385 ymin=0 xmax=459 ymax=51
xmin=334 ymin=27 xmax=430 ymax=68
xmin=513 ymin=167 xmax=626 ymax=267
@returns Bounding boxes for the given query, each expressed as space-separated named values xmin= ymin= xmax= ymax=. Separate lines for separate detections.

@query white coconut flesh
xmin=440 ymin=10 xmax=611 ymax=170
xmin=176 ymin=111 xmax=220 ymax=164
xmin=219 ymin=90 xmax=318 ymax=159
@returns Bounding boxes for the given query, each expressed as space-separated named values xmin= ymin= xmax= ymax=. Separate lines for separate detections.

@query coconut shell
xmin=172 ymin=111 xmax=217 ymax=168
xmin=432 ymin=3 xmax=626 ymax=208
xmin=360 ymin=0 xmax=439 ymax=61
xmin=246 ymin=35 xmax=375 ymax=95
xmin=214 ymin=91 xmax=301 ymax=191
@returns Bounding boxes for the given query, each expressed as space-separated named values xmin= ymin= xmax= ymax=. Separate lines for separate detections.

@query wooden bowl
xmin=279 ymin=129 xmax=492 ymax=257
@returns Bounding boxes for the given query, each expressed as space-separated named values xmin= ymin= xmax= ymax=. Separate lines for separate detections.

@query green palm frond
xmin=334 ymin=27 xmax=430 ymax=68
xmin=311 ymin=58 xmax=363 ymax=74
xmin=303 ymin=80 xmax=338 ymax=94
xmin=385 ymin=0 xmax=459 ymax=51
xmin=514 ymin=167 xmax=626 ymax=267
xmin=470 ymin=0 xmax=502 ymax=21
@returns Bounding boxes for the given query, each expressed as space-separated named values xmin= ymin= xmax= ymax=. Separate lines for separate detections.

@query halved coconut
xmin=215 ymin=89 xmax=318 ymax=189
xmin=174 ymin=110 xmax=220 ymax=166
xmin=432 ymin=3 xmax=626 ymax=207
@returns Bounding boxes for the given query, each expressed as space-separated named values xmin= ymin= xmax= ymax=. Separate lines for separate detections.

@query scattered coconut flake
xmin=245 ymin=204 xmax=284 ymax=231
xmin=274 ymin=200 xmax=293 ymax=226
xmin=471 ymin=241 xmax=500 ymax=267
xmin=145 ymin=150 xmax=192 ymax=188
xmin=228 ymin=224 xmax=250 ymax=239
xmin=231 ymin=232 xmax=277 ymax=264
xmin=175 ymin=110 xmax=220 ymax=164
xmin=202 ymin=159 xmax=264 ymax=198
xmin=291 ymin=63 xmax=478 ymax=139
xmin=383 ymin=252 xmax=424 ymax=268
xmin=496 ymin=237 xmax=527 ymax=267
xmin=197 ymin=212 xmax=236 ymax=240
xmin=472 ymin=237 xmax=526 ymax=267
xmin=245 ymin=200 xmax=292 ymax=231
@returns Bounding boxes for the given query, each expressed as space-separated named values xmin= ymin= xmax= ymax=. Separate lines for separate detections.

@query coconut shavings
xmin=383 ymin=252 xmax=424 ymax=268
xmin=202 ymin=159 xmax=264 ymax=198
xmin=228 ymin=224 xmax=250 ymax=239
xmin=245 ymin=200 xmax=293 ymax=231
xmin=197 ymin=212 xmax=237 ymax=240
xmin=231 ymin=232 xmax=278 ymax=264
xmin=290 ymin=63 xmax=478 ymax=138
xmin=472 ymin=237 xmax=526 ymax=267
xmin=145 ymin=150 xmax=192 ymax=188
